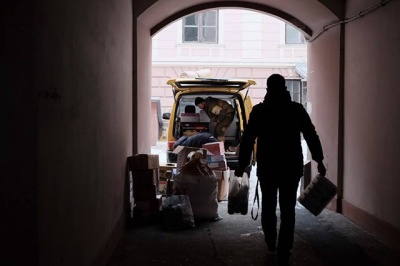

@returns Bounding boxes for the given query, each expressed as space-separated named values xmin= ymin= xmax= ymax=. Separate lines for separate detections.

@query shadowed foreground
xmin=108 ymin=196 xmax=400 ymax=266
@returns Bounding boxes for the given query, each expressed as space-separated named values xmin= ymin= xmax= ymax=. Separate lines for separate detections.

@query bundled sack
xmin=161 ymin=195 xmax=195 ymax=230
xmin=173 ymin=155 xmax=219 ymax=220
xmin=228 ymin=172 xmax=250 ymax=215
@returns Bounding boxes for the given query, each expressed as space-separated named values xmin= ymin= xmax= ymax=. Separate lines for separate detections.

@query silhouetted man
xmin=195 ymin=96 xmax=235 ymax=142
xmin=235 ymin=74 xmax=326 ymax=266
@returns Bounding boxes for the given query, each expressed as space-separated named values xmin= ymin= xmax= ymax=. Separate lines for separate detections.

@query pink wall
xmin=308 ymin=26 xmax=341 ymax=188
xmin=344 ymin=0 xmax=400 ymax=234
xmin=136 ymin=21 xmax=153 ymax=154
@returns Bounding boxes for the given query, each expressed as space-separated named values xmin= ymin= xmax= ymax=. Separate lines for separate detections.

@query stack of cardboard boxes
xmin=202 ymin=142 xmax=230 ymax=201
xmin=128 ymin=141 xmax=231 ymax=223
xmin=171 ymin=142 xmax=231 ymax=202
xmin=128 ymin=154 xmax=162 ymax=219
xmin=172 ymin=145 xmax=208 ymax=172
xmin=158 ymin=163 xmax=177 ymax=194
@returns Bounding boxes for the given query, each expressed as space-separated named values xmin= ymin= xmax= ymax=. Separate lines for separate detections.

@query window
xmin=286 ymin=80 xmax=302 ymax=103
xmin=301 ymin=81 xmax=308 ymax=108
xmin=183 ymin=10 xmax=218 ymax=43
xmin=285 ymin=24 xmax=305 ymax=44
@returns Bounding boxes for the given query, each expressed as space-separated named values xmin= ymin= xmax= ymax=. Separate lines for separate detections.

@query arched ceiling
xmin=136 ymin=0 xmax=342 ymax=38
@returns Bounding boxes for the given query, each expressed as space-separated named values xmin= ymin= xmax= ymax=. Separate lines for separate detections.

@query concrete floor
xmin=107 ymin=143 xmax=400 ymax=266
xmin=108 ymin=199 xmax=400 ymax=266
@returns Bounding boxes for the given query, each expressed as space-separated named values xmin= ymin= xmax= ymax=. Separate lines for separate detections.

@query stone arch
xmin=150 ymin=1 xmax=313 ymax=37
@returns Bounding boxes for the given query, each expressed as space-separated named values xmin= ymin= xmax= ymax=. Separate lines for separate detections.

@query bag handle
xmin=251 ymin=179 xmax=260 ymax=220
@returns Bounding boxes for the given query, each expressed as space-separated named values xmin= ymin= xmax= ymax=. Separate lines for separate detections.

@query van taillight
xmin=167 ymin=141 xmax=175 ymax=151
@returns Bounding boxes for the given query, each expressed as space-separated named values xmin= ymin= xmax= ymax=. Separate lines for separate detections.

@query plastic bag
xmin=161 ymin=195 xmax=195 ymax=230
xmin=228 ymin=172 xmax=249 ymax=215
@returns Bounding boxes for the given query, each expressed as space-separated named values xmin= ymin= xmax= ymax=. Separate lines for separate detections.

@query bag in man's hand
xmin=297 ymin=174 xmax=338 ymax=216
xmin=228 ymin=172 xmax=250 ymax=215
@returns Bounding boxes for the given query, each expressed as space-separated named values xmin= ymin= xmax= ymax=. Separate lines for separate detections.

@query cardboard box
xmin=214 ymin=168 xmax=231 ymax=201
xmin=172 ymin=146 xmax=207 ymax=171
xmin=158 ymin=180 xmax=167 ymax=195
xmin=159 ymin=163 xmax=177 ymax=180
xmin=202 ymin=142 xmax=225 ymax=155
xmin=207 ymin=154 xmax=226 ymax=163
xmin=133 ymin=183 xmax=157 ymax=199
xmin=128 ymin=154 xmax=159 ymax=170
xmin=181 ymin=113 xmax=200 ymax=122
xmin=135 ymin=195 xmax=163 ymax=211
xmin=208 ymin=160 xmax=228 ymax=171
xmin=132 ymin=169 xmax=159 ymax=186
xmin=159 ymin=169 xmax=173 ymax=180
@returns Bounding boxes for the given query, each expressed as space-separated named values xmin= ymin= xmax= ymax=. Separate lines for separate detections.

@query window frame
xmin=285 ymin=24 xmax=306 ymax=45
xmin=285 ymin=79 xmax=303 ymax=104
xmin=182 ymin=10 xmax=219 ymax=44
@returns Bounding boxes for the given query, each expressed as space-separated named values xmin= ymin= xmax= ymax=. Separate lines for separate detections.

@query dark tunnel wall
xmin=1 ymin=0 xmax=133 ymax=265
xmin=34 ymin=0 xmax=133 ymax=264
xmin=1 ymin=0 xmax=38 ymax=264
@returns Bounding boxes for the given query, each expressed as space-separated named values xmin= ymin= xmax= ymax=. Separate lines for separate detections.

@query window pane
xmin=182 ymin=11 xmax=218 ymax=43
xmin=293 ymin=93 xmax=300 ymax=103
xmin=202 ymin=11 xmax=217 ymax=26
xmin=293 ymin=81 xmax=300 ymax=94
xmin=292 ymin=81 xmax=301 ymax=103
xmin=202 ymin=27 xmax=216 ymax=43
xmin=184 ymin=15 xmax=198 ymax=26
xmin=302 ymin=81 xmax=307 ymax=101
xmin=285 ymin=24 xmax=305 ymax=44
xmin=285 ymin=80 xmax=293 ymax=90
xmin=302 ymin=88 xmax=307 ymax=106
xmin=184 ymin=27 xmax=198 ymax=42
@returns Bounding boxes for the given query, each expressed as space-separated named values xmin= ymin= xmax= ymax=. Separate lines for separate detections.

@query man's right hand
xmin=235 ymin=167 xmax=245 ymax=177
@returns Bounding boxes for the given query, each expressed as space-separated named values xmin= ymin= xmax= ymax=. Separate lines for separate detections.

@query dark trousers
xmin=258 ymin=174 xmax=300 ymax=252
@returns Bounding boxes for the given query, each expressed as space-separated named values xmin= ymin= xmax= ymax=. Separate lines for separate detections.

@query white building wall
xmin=152 ymin=9 xmax=307 ymax=114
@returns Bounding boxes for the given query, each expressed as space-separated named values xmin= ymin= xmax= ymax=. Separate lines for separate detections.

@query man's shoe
xmin=266 ymin=240 xmax=276 ymax=254
xmin=267 ymin=246 xmax=277 ymax=254
xmin=277 ymin=250 xmax=290 ymax=266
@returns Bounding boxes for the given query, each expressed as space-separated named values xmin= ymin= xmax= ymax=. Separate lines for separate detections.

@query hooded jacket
xmin=238 ymin=91 xmax=324 ymax=177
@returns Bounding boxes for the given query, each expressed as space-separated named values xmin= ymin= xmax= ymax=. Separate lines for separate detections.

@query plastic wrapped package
xmin=228 ymin=172 xmax=250 ymax=215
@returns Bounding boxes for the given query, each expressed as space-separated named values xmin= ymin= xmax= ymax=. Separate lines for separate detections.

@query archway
xmin=134 ymin=1 xmax=342 ymax=204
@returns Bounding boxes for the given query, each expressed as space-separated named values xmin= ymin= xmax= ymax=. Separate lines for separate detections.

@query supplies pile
xmin=173 ymin=153 xmax=219 ymax=221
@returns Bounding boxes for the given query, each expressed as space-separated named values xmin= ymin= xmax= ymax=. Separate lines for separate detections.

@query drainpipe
xmin=336 ymin=23 xmax=345 ymax=213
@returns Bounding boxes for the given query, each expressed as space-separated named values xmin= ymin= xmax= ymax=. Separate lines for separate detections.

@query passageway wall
xmin=342 ymin=0 xmax=400 ymax=249
xmin=1 ymin=0 xmax=38 ymax=264
xmin=307 ymin=26 xmax=341 ymax=204
xmin=36 ymin=0 xmax=132 ymax=265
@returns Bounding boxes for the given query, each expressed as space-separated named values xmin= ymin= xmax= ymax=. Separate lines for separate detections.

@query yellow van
xmin=163 ymin=76 xmax=257 ymax=173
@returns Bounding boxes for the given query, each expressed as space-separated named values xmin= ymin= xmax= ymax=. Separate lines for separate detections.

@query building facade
xmin=151 ymin=9 xmax=308 ymax=115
